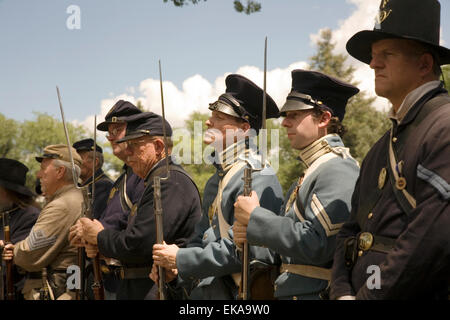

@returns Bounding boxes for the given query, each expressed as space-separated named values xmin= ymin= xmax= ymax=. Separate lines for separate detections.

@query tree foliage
xmin=442 ymin=65 xmax=450 ymax=92
xmin=163 ymin=0 xmax=261 ymax=14
xmin=176 ymin=111 xmax=215 ymax=197
xmin=0 ymin=112 xmax=87 ymax=190
xmin=309 ymin=29 xmax=391 ymax=164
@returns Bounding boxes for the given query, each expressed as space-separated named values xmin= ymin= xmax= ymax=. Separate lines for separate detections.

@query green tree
xmin=176 ymin=111 xmax=215 ymax=197
xmin=442 ymin=65 xmax=450 ymax=92
xmin=0 ymin=113 xmax=20 ymax=158
xmin=274 ymin=29 xmax=391 ymax=192
xmin=9 ymin=112 xmax=87 ymax=190
xmin=309 ymin=29 xmax=391 ymax=163
xmin=163 ymin=0 xmax=261 ymax=14
xmin=135 ymin=100 xmax=146 ymax=112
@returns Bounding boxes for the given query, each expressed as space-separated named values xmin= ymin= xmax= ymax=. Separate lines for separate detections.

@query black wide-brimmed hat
xmin=280 ymin=70 xmax=359 ymax=121
xmin=0 ymin=158 xmax=34 ymax=197
xmin=346 ymin=0 xmax=450 ymax=65
xmin=97 ymin=100 xmax=142 ymax=131
xmin=209 ymin=74 xmax=279 ymax=132
xmin=116 ymin=112 xmax=173 ymax=143
xmin=73 ymin=138 xmax=103 ymax=154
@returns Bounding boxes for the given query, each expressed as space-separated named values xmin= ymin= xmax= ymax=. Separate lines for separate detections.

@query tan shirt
xmin=14 ymin=184 xmax=83 ymax=272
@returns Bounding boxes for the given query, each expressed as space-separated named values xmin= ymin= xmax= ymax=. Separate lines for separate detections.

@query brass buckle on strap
xmin=358 ymin=232 xmax=374 ymax=251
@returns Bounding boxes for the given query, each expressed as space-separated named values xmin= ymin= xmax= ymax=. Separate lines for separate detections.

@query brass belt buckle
xmin=358 ymin=232 xmax=374 ymax=251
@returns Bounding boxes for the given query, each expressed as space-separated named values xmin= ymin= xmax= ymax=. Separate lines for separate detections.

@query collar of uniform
xmin=0 ymin=205 xmax=20 ymax=217
xmin=218 ymin=139 xmax=251 ymax=172
xmin=80 ymin=169 xmax=106 ymax=187
xmin=298 ymin=134 xmax=341 ymax=167
xmin=388 ymin=80 xmax=441 ymax=125
xmin=143 ymin=156 xmax=171 ymax=186
xmin=45 ymin=184 xmax=76 ymax=203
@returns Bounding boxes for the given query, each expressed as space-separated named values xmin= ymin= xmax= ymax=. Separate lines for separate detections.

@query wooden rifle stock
xmin=81 ymin=188 xmax=104 ymax=300
xmin=3 ymin=212 xmax=14 ymax=300
xmin=239 ymin=166 xmax=252 ymax=300
xmin=153 ymin=176 xmax=166 ymax=300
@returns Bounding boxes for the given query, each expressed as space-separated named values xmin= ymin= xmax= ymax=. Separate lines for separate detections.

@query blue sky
xmin=1 ymin=0 xmax=449 ymax=128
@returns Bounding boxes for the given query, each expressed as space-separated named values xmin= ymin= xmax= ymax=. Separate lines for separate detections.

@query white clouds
xmin=79 ymin=0 xmax=390 ymax=132
xmin=311 ymin=0 xmax=390 ymax=112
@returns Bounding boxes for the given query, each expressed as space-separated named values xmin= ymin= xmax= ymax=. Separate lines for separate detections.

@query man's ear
xmin=318 ymin=110 xmax=332 ymax=129
xmin=56 ymin=166 xmax=66 ymax=179
xmin=418 ymin=53 xmax=434 ymax=77
xmin=153 ymin=138 xmax=166 ymax=156
xmin=240 ymin=121 xmax=251 ymax=132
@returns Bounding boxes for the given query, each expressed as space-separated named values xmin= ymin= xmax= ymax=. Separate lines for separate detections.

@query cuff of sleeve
xmin=246 ymin=206 xmax=277 ymax=246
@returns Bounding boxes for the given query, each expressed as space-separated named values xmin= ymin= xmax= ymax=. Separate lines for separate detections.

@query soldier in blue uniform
xmin=151 ymin=74 xmax=284 ymax=299
xmin=233 ymin=70 xmax=360 ymax=300
xmin=0 ymin=158 xmax=40 ymax=300
xmin=71 ymin=112 xmax=202 ymax=300
xmin=70 ymin=100 xmax=145 ymax=299
xmin=72 ymin=138 xmax=113 ymax=220
xmin=331 ymin=0 xmax=450 ymax=300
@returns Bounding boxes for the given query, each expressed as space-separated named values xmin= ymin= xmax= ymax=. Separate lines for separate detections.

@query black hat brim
xmin=0 ymin=179 xmax=35 ymax=198
xmin=116 ymin=132 xmax=147 ymax=143
xmin=279 ymin=99 xmax=314 ymax=116
xmin=347 ymin=30 xmax=450 ymax=65
xmin=97 ymin=120 xmax=126 ymax=132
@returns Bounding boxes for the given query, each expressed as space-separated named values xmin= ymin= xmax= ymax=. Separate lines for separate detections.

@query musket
xmin=89 ymin=116 xmax=105 ymax=300
xmin=56 ymin=86 xmax=88 ymax=300
xmin=39 ymin=267 xmax=53 ymax=300
xmin=153 ymin=60 xmax=171 ymax=300
xmin=239 ymin=37 xmax=268 ymax=300
xmin=1 ymin=210 xmax=14 ymax=300
xmin=0 ymin=223 xmax=3 ymax=300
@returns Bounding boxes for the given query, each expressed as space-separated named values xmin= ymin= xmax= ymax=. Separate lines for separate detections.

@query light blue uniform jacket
xmin=247 ymin=134 xmax=359 ymax=299
xmin=176 ymin=141 xmax=284 ymax=299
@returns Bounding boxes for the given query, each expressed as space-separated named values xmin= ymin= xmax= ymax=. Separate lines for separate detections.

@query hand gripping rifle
xmin=153 ymin=60 xmax=171 ymax=300
xmin=238 ymin=37 xmax=268 ymax=300
xmin=56 ymin=87 xmax=104 ymax=300
xmin=89 ymin=116 xmax=105 ymax=300
xmin=1 ymin=209 xmax=14 ymax=300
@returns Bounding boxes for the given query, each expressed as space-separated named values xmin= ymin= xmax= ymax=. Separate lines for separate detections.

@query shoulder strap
xmin=387 ymin=94 xmax=450 ymax=216
xmin=147 ymin=164 xmax=201 ymax=203
xmin=119 ymin=170 xmax=133 ymax=213
xmin=214 ymin=161 xmax=247 ymax=240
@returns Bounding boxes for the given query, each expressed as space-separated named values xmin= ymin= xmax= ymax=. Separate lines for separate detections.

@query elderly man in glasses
xmin=70 ymin=111 xmax=202 ymax=300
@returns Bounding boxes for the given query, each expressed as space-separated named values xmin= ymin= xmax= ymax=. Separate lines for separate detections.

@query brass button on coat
xmin=396 ymin=177 xmax=407 ymax=190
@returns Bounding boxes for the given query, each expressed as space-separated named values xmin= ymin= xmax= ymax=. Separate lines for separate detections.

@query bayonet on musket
xmin=239 ymin=37 xmax=268 ymax=301
xmin=56 ymin=86 xmax=86 ymax=300
xmin=153 ymin=60 xmax=170 ymax=300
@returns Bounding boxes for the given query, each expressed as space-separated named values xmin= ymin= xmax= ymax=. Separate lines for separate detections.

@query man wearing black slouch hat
xmin=331 ymin=0 xmax=450 ymax=300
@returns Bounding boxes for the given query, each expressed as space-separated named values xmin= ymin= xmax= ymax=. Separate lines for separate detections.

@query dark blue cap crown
xmin=116 ymin=112 xmax=173 ymax=143
xmin=280 ymin=70 xmax=359 ymax=121
xmin=73 ymin=138 xmax=103 ymax=153
xmin=97 ymin=100 xmax=142 ymax=131
xmin=209 ymin=74 xmax=279 ymax=132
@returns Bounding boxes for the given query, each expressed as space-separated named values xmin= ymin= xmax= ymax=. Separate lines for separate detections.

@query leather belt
xmin=280 ymin=263 xmax=331 ymax=281
xmin=27 ymin=269 xmax=66 ymax=279
xmin=119 ymin=267 xmax=151 ymax=280
xmin=357 ymin=232 xmax=395 ymax=254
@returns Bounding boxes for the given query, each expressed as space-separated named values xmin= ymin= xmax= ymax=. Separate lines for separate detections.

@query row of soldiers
xmin=1 ymin=0 xmax=449 ymax=300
